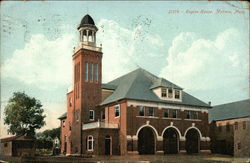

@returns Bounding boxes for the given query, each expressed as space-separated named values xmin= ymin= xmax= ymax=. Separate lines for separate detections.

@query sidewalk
xmin=1 ymin=153 xmax=250 ymax=163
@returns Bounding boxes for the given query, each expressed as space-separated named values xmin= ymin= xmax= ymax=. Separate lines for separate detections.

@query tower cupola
xmin=78 ymin=14 xmax=98 ymax=46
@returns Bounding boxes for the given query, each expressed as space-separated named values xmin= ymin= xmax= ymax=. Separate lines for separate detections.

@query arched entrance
xmin=163 ymin=128 xmax=179 ymax=154
xmin=185 ymin=128 xmax=200 ymax=154
xmin=105 ymin=135 xmax=111 ymax=155
xmin=138 ymin=127 xmax=156 ymax=154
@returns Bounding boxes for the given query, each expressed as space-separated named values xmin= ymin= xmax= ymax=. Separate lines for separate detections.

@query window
xmin=139 ymin=106 xmax=145 ymax=116
xmin=85 ymin=62 xmax=88 ymax=81
xmin=87 ymin=136 xmax=94 ymax=151
xmin=115 ymin=105 xmax=120 ymax=117
xmin=74 ymin=63 xmax=80 ymax=83
xmin=4 ymin=143 xmax=8 ymax=147
xmin=89 ymin=110 xmax=94 ymax=120
xmin=163 ymin=109 xmax=169 ymax=118
xmin=95 ymin=64 xmax=98 ymax=82
xmin=90 ymin=63 xmax=94 ymax=81
xmin=243 ymin=121 xmax=246 ymax=130
xmin=172 ymin=110 xmax=177 ymax=118
xmin=74 ymin=65 xmax=76 ymax=82
xmin=62 ymin=121 xmax=65 ymax=127
xmin=187 ymin=111 xmax=191 ymax=119
xmin=226 ymin=122 xmax=230 ymax=132
xmin=175 ymin=90 xmax=180 ymax=99
xmin=69 ymin=97 xmax=72 ymax=107
xmin=75 ymin=110 xmax=79 ymax=121
xmin=148 ymin=107 xmax=154 ymax=116
xmin=193 ymin=111 xmax=199 ymax=119
xmin=161 ymin=88 xmax=167 ymax=97
xmin=237 ymin=142 xmax=241 ymax=150
xmin=168 ymin=88 xmax=173 ymax=98
xmin=101 ymin=111 xmax=105 ymax=120
xmin=235 ymin=122 xmax=238 ymax=130
xmin=69 ymin=122 xmax=72 ymax=131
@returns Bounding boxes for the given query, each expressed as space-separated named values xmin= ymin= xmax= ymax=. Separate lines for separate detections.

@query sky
xmin=0 ymin=1 xmax=249 ymax=138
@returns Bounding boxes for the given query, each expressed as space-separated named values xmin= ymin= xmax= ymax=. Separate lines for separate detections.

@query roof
xmin=100 ymin=68 xmax=210 ymax=108
xmin=58 ymin=112 xmax=67 ymax=120
xmin=78 ymin=14 xmax=96 ymax=29
xmin=102 ymin=83 xmax=117 ymax=90
xmin=209 ymin=99 xmax=250 ymax=122
xmin=150 ymin=77 xmax=182 ymax=90
xmin=0 ymin=135 xmax=34 ymax=143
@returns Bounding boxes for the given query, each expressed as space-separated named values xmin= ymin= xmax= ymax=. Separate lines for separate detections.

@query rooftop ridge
xmin=213 ymin=98 xmax=250 ymax=107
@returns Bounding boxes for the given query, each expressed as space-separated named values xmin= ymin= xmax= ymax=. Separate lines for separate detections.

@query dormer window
xmin=168 ymin=89 xmax=173 ymax=98
xmin=161 ymin=88 xmax=167 ymax=97
xmin=153 ymin=86 xmax=182 ymax=102
xmin=175 ymin=90 xmax=180 ymax=99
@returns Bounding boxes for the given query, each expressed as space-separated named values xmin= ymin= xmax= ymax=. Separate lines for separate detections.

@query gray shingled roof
xmin=150 ymin=78 xmax=182 ymax=90
xmin=100 ymin=68 xmax=210 ymax=108
xmin=209 ymin=99 xmax=250 ymax=122
xmin=102 ymin=83 xmax=117 ymax=90
xmin=58 ymin=112 xmax=67 ymax=120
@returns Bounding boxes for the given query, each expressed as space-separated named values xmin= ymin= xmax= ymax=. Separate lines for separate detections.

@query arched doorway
xmin=105 ymin=135 xmax=111 ymax=155
xmin=185 ymin=128 xmax=200 ymax=154
xmin=138 ymin=127 xmax=156 ymax=154
xmin=163 ymin=128 xmax=179 ymax=154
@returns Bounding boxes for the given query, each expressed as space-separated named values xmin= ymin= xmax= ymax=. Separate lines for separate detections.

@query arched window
xmin=87 ymin=135 xmax=94 ymax=151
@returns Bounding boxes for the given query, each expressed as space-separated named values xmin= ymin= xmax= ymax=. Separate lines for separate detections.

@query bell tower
xmin=70 ymin=14 xmax=102 ymax=155
xmin=78 ymin=14 xmax=97 ymax=46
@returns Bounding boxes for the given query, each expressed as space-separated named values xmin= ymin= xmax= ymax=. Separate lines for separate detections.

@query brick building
xmin=209 ymin=99 xmax=250 ymax=157
xmin=59 ymin=14 xmax=212 ymax=156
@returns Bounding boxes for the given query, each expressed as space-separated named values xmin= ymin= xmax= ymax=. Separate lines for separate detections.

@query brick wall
xmin=81 ymin=128 xmax=120 ymax=155
xmin=126 ymin=103 xmax=210 ymax=153
xmin=210 ymin=117 xmax=250 ymax=156
xmin=234 ymin=120 xmax=250 ymax=157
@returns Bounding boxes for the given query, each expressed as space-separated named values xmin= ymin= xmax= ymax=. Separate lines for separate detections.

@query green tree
xmin=4 ymin=92 xmax=46 ymax=137
xmin=40 ymin=127 xmax=61 ymax=139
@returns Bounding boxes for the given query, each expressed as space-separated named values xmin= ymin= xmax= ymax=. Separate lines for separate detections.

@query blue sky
xmin=0 ymin=1 xmax=249 ymax=137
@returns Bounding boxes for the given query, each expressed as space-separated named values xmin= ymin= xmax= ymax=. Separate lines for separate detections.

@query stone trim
xmin=127 ymin=100 xmax=208 ymax=113
xmin=156 ymin=150 xmax=164 ymax=154
xmin=136 ymin=124 xmax=159 ymax=138
xmin=184 ymin=126 xmax=203 ymax=139
xmin=126 ymin=135 xmax=132 ymax=140
xmin=161 ymin=117 xmax=182 ymax=120
xmin=157 ymin=136 xmax=163 ymax=141
xmin=136 ymin=116 xmax=159 ymax=119
xmin=184 ymin=119 xmax=202 ymax=121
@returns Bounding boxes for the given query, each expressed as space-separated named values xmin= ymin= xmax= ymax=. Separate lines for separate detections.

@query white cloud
xmin=97 ymin=19 xmax=137 ymax=82
xmin=160 ymin=28 xmax=249 ymax=95
xmin=97 ymin=19 xmax=164 ymax=82
xmin=1 ymin=19 xmax=165 ymax=134
xmin=2 ymin=19 xmax=164 ymax=87
xmin=2 ymin=33 xmax=75 ymax=90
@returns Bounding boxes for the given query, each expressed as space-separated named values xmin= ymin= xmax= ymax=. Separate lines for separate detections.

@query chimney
xmin=208 ymin=101 xmax=211 ymax=106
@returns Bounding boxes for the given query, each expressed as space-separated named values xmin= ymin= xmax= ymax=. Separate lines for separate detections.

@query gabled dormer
xmin=150 ymin=78 xmax=183 ymax=102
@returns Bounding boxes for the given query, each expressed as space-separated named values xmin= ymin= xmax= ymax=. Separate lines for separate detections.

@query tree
xmin=36 ymin=127 xmax=61 ymax=152
xmin=4 ymin=92 xmax=46 ymax=137
xmin=40 ymin=127 xmax=61 ymax=139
